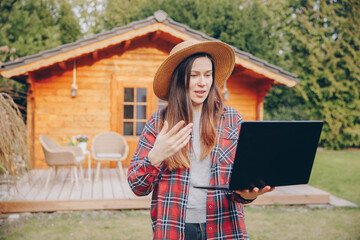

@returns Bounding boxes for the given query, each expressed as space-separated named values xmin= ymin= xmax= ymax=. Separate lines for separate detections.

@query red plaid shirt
xmin=128 ymin=106 xmax=249 ymax=240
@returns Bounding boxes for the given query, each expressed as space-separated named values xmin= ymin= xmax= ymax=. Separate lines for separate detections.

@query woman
xmin=128 ymin=40 xmax=274 ymax=240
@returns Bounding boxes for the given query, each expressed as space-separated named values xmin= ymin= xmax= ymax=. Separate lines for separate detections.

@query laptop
xmin=195 ymin=121 xmax=323 ymax=190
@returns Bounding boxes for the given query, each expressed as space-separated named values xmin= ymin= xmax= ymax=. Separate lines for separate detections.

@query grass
xmin=0 ymin=150 xmax=359 ymax=239
xmin=1 ymin=207 xmax=359 ymax=240
xmin=246 ymin=149 xmax=360 ymax=239
xmin=309 ymin=150 xmax=360 ymax=205
xmin=245 ymin=206 xmax=360 ymax=240
xmin=0 ymin=210 xmax=153 ymax=240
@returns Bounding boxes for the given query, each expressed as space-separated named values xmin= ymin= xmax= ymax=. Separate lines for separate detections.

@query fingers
xmin=159 ymin=121 xmax=169 ymax=136
xmin=167 ymin=120 xmax=185 ymax=136
xmin=174 ymin=122 xmax=193 ymax=139
xmin=165 ymin=121 xmax=193 ymax=146
xmin=174 ymin=134 xmax=192 ymax=152
xmin=153 ymin=121 xmax=192 ymax=159
xmin=235 ymin=185 xmax=274 ymax=199
xmin=174 ymin=127 xmax=192 ymax=146
xmin=255 ymin=186 xmax=273 ymax=194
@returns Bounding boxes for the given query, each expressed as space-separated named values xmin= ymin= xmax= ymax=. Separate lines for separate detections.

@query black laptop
xmin=195 ymin=121 xmax=323 ymax=190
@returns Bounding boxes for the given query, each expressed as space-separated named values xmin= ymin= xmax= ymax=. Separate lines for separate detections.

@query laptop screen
xmin=229 ymin=121 xmax=323 ymax=190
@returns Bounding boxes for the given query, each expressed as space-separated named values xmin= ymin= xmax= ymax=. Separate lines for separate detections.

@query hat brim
xmin=153 ymin=41 xmax=235 ymax=101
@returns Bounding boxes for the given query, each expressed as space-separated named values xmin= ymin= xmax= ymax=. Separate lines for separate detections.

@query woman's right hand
xmin=148 ymin=120 xmax=193 ymax=167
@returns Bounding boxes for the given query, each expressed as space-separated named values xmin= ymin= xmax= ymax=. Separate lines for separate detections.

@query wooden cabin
xmin=0 ymin=10 xmax=298 ymax=169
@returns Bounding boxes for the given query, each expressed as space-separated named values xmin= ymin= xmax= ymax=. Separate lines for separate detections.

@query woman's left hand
xmin=235 ymin=186 xmax=275 ymax=200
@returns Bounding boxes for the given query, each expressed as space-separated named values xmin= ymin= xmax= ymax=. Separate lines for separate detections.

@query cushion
xmin=96 ymin=153 xmax=122 ymax=159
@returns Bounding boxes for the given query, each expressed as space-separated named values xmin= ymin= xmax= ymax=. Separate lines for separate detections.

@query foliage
xmin=0 ymin=0 xmax=81 ymax=58
xmin=68 ymin=0 xmax=104 ymax=36
xmin=264 ymin=85 xmax=310 ymax=121
xmin=75 ymin=134 xmax=89 ymax=142
xmin=0 ymin=47 xmax=27 ymax=119
xmin=102 ymin=0 xmax=282 ymax=64
xmin=265 ymin=0 xmax=360 ymax=149
xmin=0 ymin=0 xmax=82 ymax=120
xmin=0 ymin=93 xmax=30 ymax=178
xmin=57 ymin=0 xmax=82 ymax=43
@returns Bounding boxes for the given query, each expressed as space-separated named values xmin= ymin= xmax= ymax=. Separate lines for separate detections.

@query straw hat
xmin=153 ymin=40 xmax=235 ymax=101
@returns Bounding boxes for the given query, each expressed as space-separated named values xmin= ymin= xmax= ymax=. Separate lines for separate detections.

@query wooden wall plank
xmin=225 ymin=78 xmax=258 ymax=121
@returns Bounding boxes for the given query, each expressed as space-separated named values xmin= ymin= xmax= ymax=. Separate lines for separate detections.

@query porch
xmin=0 ymin=168 xmax=345 ymax=213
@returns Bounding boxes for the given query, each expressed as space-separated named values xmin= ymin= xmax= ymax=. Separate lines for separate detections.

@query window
xmin=158 ymin=98 xmax=167 ymax=111
xmin=123 ymin=87 xmax=148 ymax=136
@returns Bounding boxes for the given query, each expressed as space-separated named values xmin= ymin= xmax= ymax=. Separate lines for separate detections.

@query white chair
xmin=39 ymin=135 xmax=84 ymax=190
xmin=91 ymin=132 xmax=129 ymax=182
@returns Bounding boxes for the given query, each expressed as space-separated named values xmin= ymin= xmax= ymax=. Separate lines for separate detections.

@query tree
xmin=0 ymin=0 xmax=82 ymax=58
xmin=0 ymin=0 xmax=82 ymax=119
xmin=57 ymin=0 xmax=83 ymax=43
xmin=101 ymin=0 xmax=282 ymax=64
xmin=69 ymin=0 xmax=104 ymax=36
xmin=0 ymin=46 xmax=27 ymax=117
xmin=265 ymin=0 xmax=360 ymax=149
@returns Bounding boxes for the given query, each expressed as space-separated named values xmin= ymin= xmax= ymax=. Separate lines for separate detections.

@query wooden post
xmin=110 ymin=73 xmax=118 ymax=132
xmin=257 ymin=100 xmax=264 ymax=121
xmin=26 ymin=74 xmax=36 ymax=168
xmin=257 ymin=80 xmax=273 ymax=120
xmin=110 ymin=74 xmax=119 ymax=169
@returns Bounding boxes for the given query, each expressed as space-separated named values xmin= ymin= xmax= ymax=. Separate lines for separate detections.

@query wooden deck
xmin=0 ymin=168 xmax=331 ymax=213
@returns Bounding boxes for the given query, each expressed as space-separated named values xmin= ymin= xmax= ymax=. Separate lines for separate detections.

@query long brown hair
xmin=160 ymin=53 xmax=224 ymax=170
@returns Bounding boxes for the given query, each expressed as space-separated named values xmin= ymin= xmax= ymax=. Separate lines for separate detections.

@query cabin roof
xmin=0 ymin=10 xmax=298 ymax=86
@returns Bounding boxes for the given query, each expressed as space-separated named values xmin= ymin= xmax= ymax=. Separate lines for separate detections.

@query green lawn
xmin=245 ymin=206 xmax=360 ymax=240
xmin=1 ymin=207 xmax=359 ymax=240
xmin=1 ymin=150 xmax=359 ymax=239
xmin=309 ymin=150 xmax=360 ymax=205
xmin=0 ymin=210 xmax=153 ymax=240
xmin=247 ymin=150 xmax=360 ymax=240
